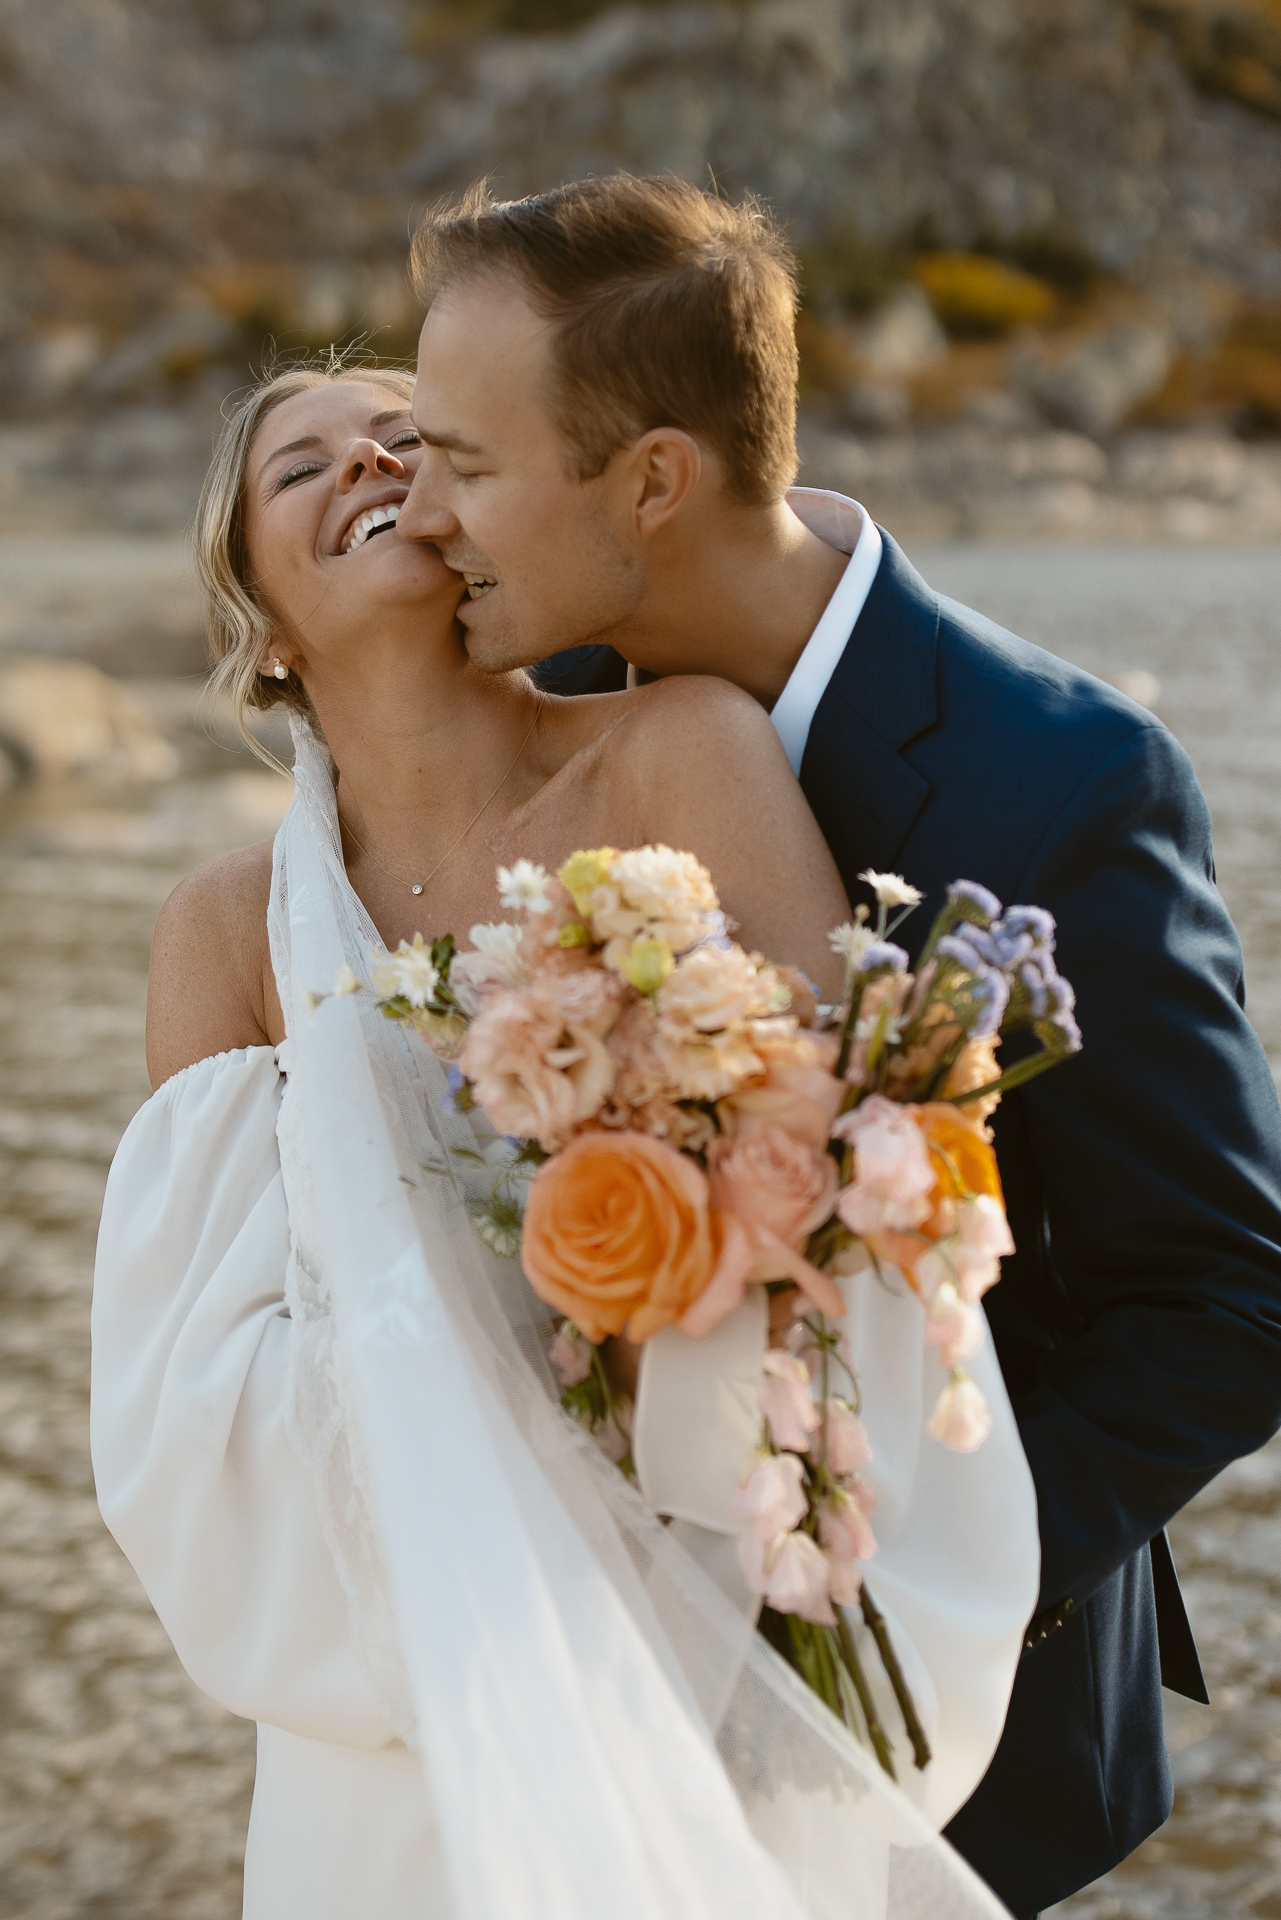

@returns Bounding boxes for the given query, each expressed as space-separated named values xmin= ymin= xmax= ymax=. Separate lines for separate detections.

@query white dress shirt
xmin=769 ymin=490 xmax=882 ymax=775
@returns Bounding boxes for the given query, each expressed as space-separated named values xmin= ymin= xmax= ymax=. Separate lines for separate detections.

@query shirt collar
xmin=769 ymin=490 xmax=883 ymax=776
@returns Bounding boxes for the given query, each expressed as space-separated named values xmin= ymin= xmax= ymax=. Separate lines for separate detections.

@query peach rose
xmin=520 ymin=1131 xmax=750 ymax=1344
xmin=717 ymin=1028 xmax=844 ymax=1150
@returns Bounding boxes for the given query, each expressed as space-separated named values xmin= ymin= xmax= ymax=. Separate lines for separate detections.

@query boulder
xmin=1029 ymin=326 xmax=1174 ymax=438
xmin=0 ymin=656 xmax=180 ymax=783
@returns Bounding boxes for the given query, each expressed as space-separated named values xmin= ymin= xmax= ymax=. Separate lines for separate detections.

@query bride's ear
xmin=258 ymin=650 xmax=296 ymax=683
xmin=627 ymin=429 xmax=703 ymax=540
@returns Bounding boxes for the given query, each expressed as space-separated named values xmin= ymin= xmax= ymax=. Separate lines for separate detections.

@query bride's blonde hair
xmin=195 ymin=359 xmax=417 ymax=761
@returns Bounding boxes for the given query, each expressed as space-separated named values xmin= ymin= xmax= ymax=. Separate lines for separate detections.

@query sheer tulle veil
xmin=268 ymin=713 xmax=1011 ymax=1920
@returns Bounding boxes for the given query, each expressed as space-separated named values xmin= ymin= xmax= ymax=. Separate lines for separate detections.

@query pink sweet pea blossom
xmin=762 ymin=1531 xmax=836 ymax=1625
xmin=925 ymin=1282 xmax=986 ymax=1369
xmin=731 ymin=1450 xmax=808 ymax=1540
xmin=821 ymin=1399 xmax=873 ymax=1477
xmin=548 ymin=1322 xmax=595 ymax=1387
xmin=827 ymin=1552 xmax=864 ymax=1607
xmin=833 ymin=1096 xmax=936 ymax=1235
xmin=818 ymin=1487 xmax=878 ymax=1564
xmin=759 ymin=1349 xmax=821 ymax=1451
xmin=927 ymin=1372 xmax=993 ymax=1452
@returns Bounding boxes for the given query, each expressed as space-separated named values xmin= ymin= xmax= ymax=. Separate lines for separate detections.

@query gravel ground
xmin=1 ymin=543 xmax=1280 ymax=1918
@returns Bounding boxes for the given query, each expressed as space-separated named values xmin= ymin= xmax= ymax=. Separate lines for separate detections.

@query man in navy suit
xmin=397 ymin=173 xmax=1281 ymax=1916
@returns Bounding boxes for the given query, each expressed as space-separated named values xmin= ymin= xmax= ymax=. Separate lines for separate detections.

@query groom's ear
xmin=625 ymin=428 xmax=704 ymax=542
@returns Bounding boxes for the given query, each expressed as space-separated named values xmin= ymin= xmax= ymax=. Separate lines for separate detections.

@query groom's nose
xmin=396 ymin=458 xmax=460 ymax=545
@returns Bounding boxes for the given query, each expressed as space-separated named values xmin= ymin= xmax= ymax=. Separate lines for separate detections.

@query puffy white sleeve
xmin=90 ymin=1046 xmax=394 ymax=1750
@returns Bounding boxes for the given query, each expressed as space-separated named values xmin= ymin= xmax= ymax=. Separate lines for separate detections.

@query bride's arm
xmin=617 ymin=676 xmax=851 ymax=998
xmin=146 ymin=843 xmax=284 ymax=1088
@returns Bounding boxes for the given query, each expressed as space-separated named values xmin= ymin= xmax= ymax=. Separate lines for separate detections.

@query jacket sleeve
xmin=1005 ymin=720 xmax=1281 ymax=1610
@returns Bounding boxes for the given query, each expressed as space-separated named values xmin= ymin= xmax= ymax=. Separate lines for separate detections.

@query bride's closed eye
xmin=385 ymin=429 xmax=421 ymax=450
xmin=272 ymin=460 xmax=327 ymax=492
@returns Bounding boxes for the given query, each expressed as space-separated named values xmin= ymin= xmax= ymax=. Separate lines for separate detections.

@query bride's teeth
xmin=344 ymin=503 xmax=403 ymax=554
xmin=462 ymin=572 xmax=496 ymax=598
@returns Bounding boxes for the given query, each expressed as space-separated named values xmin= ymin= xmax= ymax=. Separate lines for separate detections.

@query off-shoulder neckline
xmin=153 ymin=1044 xmax=282 ymax=1097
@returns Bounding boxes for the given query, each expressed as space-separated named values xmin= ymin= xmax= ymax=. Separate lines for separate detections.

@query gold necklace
xmin=340 ymin=695 xmax=544 ymax=898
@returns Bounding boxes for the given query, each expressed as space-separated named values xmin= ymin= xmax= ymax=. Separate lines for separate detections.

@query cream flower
xmin=731 ymin=1450 xmax=808 ymax=1540
xmin=333 ymin=964 xmax=362 ymax=997
xmin=372 ymin=933 xmax=439 ymax=1009
xmin=450 ymin=921 xmax=528 ymax=1016
xmin=549 ymin=1321 xmax=595 ymax=1388
xmin=858 ymin=870 xmax=924 ymax=910
xmin=497 ymin=859 xmax=552 ymax=913
xmin=657 ymin=945 xmax=776 ymax=1034
xmin=829 ymin=919 xmax=877 ymax=969
xmin=588 ymin=844 xmax=719 ymax=955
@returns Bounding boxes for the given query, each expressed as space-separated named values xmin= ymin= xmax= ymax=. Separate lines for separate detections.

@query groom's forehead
xmin=414 ymin=282 xmax=559 ymax=443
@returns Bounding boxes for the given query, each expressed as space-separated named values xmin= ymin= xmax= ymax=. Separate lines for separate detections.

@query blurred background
xmin=2 ymin=1 xmax=1281 ymax=1915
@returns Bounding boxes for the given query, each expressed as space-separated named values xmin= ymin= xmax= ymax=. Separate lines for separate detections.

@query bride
xmin=90 ymin=362 xmax=1036 ymax=1919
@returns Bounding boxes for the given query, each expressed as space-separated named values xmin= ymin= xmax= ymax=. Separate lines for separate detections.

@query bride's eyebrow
xmin=261 ymin=434 xmax=323 ymax=473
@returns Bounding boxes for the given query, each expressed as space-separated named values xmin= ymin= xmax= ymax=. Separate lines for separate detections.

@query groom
xmin=396 ymin=175 xmax=1281 ymax=1916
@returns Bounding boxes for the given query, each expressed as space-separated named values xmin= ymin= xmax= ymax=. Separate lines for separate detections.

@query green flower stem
xmin=949 ymin=1042 xmax=1068 ymax=1107
xmin=833 ymin=1610 xmax=897 ymax=1780
xmin=859 ymin=1583 xmax=933 ymax=1772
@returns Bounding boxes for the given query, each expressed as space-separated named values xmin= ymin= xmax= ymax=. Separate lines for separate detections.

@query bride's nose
xmin=335 ymin=437 xmax=405 ymax=492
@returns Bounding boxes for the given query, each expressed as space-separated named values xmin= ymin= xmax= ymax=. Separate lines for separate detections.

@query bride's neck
xmin=303 ymin=644 xmax=542 ymax=860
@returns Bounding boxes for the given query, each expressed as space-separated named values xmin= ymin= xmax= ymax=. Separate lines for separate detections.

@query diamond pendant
xmin=411 ymin=884 xmax=424 ymax=895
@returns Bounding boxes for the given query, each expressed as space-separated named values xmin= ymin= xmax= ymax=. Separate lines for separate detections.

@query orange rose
xmin=914 ymin=1102 xmax=1003 ymax=1206
xmin=521 ymin=1131 xmax=742 ymax=1343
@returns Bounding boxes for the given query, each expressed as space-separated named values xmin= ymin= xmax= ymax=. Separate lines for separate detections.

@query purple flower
xmin=1002 ymin=905 xmax=1056 ymax=949
xmin=858 ymin=940 xmax=910 ymax=973
xmin=937 ymin=933 xmax=986 ymax=972
xmin=1020 ymin=960 xmax=1049 ymax=1018
xmin=946 ymin=880 xmax=1003 ymax=924
xmin=969 ymin=969 xmax=1010 ymax=1038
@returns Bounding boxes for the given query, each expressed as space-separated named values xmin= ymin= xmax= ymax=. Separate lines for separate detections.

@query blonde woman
xmin=89 ymin=362 xmax=1036 ymax=1920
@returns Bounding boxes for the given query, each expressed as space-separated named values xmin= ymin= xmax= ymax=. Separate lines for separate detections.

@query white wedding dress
xmin=91 ymin=716 xmax=1037 ymax=1920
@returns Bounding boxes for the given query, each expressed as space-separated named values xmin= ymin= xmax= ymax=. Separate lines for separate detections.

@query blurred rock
xmin=1030 ymin=326 xmax=1175 ymax=438
xmin=841 ymin=379 xmax=913 ymax=433
xmin=1112 ymin=432 xmax=1248 ymax=501
xmin=89 ymin=305 xmax=240 ymax=404
xmin=857 ymin=287 xmax=950 ymax=377
xmin=1108 ymin=668 xmax=1161 ymax=707
xmin=30 ymin=325 xmax=102 ymax=400
xmin=0 ymin=656 xmax=181 ymax=783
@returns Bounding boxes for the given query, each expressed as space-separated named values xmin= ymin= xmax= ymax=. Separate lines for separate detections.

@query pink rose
xmin=821 ymin=1400 xmax=873 ymax=1477
xmin=926 ymin=1373 xmax=993 ymax=1452
xmin=731 ymin=1450 xmax=808 ymax=1540
xmin=707 ymin=1124 xmax=839 ymax=1258
xmin=717 ymin=1029 xmax=845 ymax=1150
xmin=762 ymin=1531 xmax=836 ymax=1625
xmin=818 ymin=1487 xmax=878 ymax=1564
xmin=759 ymin=1349 xmax=821 ymax=1452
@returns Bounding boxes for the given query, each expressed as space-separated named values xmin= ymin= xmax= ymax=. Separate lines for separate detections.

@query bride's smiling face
xmin=242 ymin=381 xmax=466 ymax=672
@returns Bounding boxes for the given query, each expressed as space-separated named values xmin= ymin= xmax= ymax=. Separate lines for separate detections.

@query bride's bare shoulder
xmin=619 ymin=673 xmax=797 ymax=790
xmin=146 ymin=842 xmax=280 ymax=1090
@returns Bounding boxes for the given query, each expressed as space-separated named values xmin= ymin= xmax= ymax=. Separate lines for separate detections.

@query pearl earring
xmin=272 ymin=658 xmax=288 ymax=681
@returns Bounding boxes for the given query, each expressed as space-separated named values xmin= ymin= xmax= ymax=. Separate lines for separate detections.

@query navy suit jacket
xmin=533 ymin=534 xmax=1281 ymax=1916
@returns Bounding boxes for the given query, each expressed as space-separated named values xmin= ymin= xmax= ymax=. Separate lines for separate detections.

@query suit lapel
xmin=800 ymin=532 xmax=940 ymax=884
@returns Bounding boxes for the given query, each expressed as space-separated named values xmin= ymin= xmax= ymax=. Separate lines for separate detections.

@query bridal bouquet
xmin=349 ymin=847 xmax=1080 ymax=1775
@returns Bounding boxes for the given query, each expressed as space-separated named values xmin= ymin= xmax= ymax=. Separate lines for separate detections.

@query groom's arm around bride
xmin=395 ymin=173 xmax=1281 ymax=1919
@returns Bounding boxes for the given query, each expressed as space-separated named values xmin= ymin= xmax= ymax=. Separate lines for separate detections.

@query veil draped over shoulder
xmin=269 ymin=714 xmax=1010 ymax=1920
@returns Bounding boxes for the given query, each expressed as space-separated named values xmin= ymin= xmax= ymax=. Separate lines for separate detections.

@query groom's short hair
xmin=411 ymin=175 xmax=801 ymax=507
